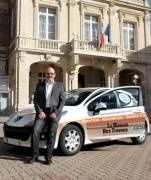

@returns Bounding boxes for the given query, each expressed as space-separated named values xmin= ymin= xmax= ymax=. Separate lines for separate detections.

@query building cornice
xmin=118 ymin=9 xmax=144 ymax=17
xmin=93 ymin=0 xmax=151 ymax=12
xmin=79 ymin=0 xmax=106 ymax=9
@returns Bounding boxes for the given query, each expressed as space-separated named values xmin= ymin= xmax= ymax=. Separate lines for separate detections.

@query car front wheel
xmin=59 ymin=125 xmax=83 ymax=156
xmin=131 ymin=125 xmax=147 ymax=144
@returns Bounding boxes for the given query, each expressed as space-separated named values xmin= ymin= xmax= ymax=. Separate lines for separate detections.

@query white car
xmin=3 ymin=86 xmax=150 ymax=155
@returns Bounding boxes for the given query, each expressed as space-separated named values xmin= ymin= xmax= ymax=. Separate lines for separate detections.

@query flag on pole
xmin=100 ymin=22 xmax=105 ymax=47
xmin=105 ymin=24 xmax=112 ymax=44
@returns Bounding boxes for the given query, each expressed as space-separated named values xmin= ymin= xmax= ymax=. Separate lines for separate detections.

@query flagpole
xmin=109 ymin=6 xmax=112 ymax=44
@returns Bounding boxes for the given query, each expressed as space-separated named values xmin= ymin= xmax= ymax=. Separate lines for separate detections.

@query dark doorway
xmin=78 ymin=74 xmax=85 ymax=88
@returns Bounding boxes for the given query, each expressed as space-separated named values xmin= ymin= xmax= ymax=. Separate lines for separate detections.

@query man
xmin=30 ymin=66 xmax=65 ymax=165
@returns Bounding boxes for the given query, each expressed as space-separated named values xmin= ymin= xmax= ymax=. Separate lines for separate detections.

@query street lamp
xmin=132 ymin=74 xmax=139 ymax=86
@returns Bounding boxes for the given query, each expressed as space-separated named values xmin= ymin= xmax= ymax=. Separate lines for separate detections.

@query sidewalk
xmin=0 ymin=116 xmax=9 ymax=124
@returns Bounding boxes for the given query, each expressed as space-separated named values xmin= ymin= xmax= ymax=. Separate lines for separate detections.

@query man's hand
xmin=49 ymin=112 xmax=57 ymax=119
xmin=39 ymin=111 xmax=46 ymax=119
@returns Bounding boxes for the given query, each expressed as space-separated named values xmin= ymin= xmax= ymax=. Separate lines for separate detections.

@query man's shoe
xmin=44 ymin=159 xmax=52 ymax=165
xmin=29 ymin=156 xmax=38 ymax=164
xmin=44 ymin=155 xmax=52 ymax=165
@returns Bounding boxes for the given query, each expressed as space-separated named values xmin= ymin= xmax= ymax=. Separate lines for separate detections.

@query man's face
xmin=46 ymin=68 xmax=56 ymax=82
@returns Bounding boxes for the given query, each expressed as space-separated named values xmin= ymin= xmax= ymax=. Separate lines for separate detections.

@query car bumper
xmin=3 ymin=123 xmax=48 ymax=148
xmin=3 ymin=123 xmax=32 ymax=141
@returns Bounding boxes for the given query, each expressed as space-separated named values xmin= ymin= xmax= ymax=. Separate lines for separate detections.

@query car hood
xmin=6 ymin=105 xmax=79 ymax=127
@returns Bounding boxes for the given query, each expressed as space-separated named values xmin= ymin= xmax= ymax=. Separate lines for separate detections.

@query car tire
xmin=59 ymin=125 xmax=83 ymax=156
xmin=131 ymin=125 xmax=147 ymax=144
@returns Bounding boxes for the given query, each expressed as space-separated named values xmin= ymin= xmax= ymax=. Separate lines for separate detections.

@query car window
xmin=116 ymin=90 xmax=138 ymax=107
xmin=121 ymin=88 xmax=139 ymax=103
xmin=88 ymin=91 xmax=117 ymax=111
xmin=84 ymin=90 xmax=107 ymax=104
xmin=65 ymin=90 xmax=92 ymax=106
xmin=117 ymin=92 xmax=131 ymax=106
xmin=100 ymin=92 xmax=117 ymax=109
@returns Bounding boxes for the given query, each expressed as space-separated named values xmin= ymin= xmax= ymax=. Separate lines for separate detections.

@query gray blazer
xmin=34 ymin=80 xmax=65 ymax=120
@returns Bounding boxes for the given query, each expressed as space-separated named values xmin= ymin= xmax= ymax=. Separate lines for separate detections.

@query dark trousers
xmin=31 ymin=109 xmax=58 ymax=160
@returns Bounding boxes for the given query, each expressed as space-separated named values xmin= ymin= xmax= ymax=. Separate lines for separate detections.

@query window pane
xmin=39 ymin=7 xmax=46 ymax=13
xmin=48 ymin=8 xmax=56 ymax=15
xmin=48 ymin=16 xmax=55 ymax=39
xmin=123 ymin=22 xmax=128 ymax=28
xmin=92 ymin=23 xmax=98 ymax=41
xmin=124 ymin=29 xmax=128 ymax=49
xmin=129 ymin=23 xmax=134 ymax=29
xmin=85 ymin=22 xmax=90 ymax=41
xmin=129 ymin=30 xmax=134 ymax=50
xmin=39 ymin=15 xmax=46 ymax=39
xmin=38 ymin=72 xmax=42 ymax=77
xmin=92 ymin=16 xmax=98 ymax=22
xmin=123 ymin=22 xmax=135 ymax=50
xmin=85 ymin=15 xmax=98 ymax=41
xmin=85 ymin=15 xmax=90 ymax=21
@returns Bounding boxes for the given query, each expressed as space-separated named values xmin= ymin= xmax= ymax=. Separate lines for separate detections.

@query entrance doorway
xmin=0 ymin=92 xmax=9 ymax=115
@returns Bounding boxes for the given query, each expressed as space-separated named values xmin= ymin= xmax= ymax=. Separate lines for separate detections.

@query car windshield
xmin=65 ymin=89 xmax=95 ymax=106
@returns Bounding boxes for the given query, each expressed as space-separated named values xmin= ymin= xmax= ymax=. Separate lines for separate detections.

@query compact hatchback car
xmin=3 ymin=86 xmax=149 ymax=155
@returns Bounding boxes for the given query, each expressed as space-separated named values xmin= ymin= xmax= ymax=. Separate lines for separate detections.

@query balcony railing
xmin=16 ymin=36 xmax=68 ymax=54
xmin=122 ymin=49 xmax=148 ymax=63
xmin=123 ymin=50 xmax=138 ymax=59
xmin=70 ymin=39 xmax=122 ymax=59
xmin=119 ymin=0 xmax=144 ymax=6
xmin=14 ymin=36 xmax=149 ymax=63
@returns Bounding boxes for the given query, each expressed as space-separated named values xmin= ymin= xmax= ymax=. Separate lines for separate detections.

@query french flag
xmin=100 ymin=22 xmax=105 ymax=47
xmin=105 ymin=24 xmax=112 ymax=44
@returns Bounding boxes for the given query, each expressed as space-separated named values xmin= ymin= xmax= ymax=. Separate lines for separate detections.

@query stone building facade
xmin=0 ymin=0 xmax=151 ymax=114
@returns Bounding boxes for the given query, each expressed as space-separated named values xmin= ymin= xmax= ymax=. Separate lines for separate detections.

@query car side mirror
xmin=95 ymin=102 xmax=107 ymax=111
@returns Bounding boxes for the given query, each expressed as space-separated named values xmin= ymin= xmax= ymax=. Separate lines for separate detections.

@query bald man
xmin=30 ymin=67 xmax=65 ymax=165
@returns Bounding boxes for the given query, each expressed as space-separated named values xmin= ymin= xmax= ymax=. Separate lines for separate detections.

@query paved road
xmin=1 ymin=123 xmax=151 ymax=180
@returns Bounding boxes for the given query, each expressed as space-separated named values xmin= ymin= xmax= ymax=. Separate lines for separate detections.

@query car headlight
xmin=14 ymin=116 xmax=23 ymax=122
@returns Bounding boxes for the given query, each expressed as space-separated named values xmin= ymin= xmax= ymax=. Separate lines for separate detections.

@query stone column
xmin=17 ymin=52 xmax=30 ymax=110
xmin=106 ymin=69 xmax=119 ymax=88
xmin=119 ymin=11 xmax=123 ymax=50
xmin=113 ymin=73 xmax=119 ymax=87
xmin=106 ymin=72 xmax=112 ymax=87
xmin=62 ymin=68 xmax=69 ymax=91
xmin=144 ymin=11 xmax=151 ymax=47
xmin=68 ymin=65 xmax=79 ymax=90
xmin=67 ymin=0 xmax=76 ymax=41
xmin=33 ymin=0 xmax=38 ymax=38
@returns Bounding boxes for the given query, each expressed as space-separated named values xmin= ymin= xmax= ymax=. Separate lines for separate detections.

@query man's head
xmin=45 ymin=67 xmax=56 ymax=82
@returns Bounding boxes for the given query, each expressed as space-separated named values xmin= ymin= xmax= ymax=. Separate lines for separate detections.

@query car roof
xmin=69 ymin=87 xmax=110 ymax=92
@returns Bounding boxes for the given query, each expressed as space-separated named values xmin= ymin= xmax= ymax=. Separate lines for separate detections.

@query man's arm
xmin=33 ymin=83 xmax=43 ymax=114
xmin=55 ymin=83 xmax=65 ymax=116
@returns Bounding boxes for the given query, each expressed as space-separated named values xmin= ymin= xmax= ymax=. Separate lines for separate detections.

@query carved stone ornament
xmin=45 ymin=54 xmax=52 ymax=61
xmin=32 ymin=0 xmax=38 ymax=6
xmin=67 ymin=0 xmax=76 ymax=7
xmin=56 ymin=0 xmax=62 ymax=10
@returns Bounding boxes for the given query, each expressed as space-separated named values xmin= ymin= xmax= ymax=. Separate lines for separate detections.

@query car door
xmin=85 ymin=88 xmax=143 ymax=143
xmin=86 ymin=90 xmax=121 ymax=142
xmin=114 ymin=87 xmax=146 ymax=136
